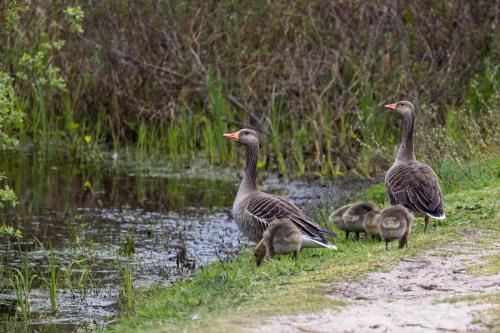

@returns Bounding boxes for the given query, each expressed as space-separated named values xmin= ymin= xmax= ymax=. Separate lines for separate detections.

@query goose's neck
xmin=238 ymin=143 xmax=259 ymax=196
xmin=396 ymin=112 xmax=416 ymax=162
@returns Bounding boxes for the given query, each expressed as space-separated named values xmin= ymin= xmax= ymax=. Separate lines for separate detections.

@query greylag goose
xmin=223 ymin=129 xmax=337 ymax=249
xmin=254 ymin=218 xmax=301 ymax=266
xmin=384 ymin=101 xmax=445 ymax=232
xmin=379 ymin=205 xmax=413 ymax=250
xmin=328 ymin=204 xmax=352 ymax=240
xmin=363 ymin=210 xmax=381 ymax=240
xmin=342 ymin=201 xmax=377 ymax=240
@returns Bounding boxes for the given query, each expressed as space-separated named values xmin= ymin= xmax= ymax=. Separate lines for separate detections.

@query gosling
xmin=342 ymin=201 xmax=377 ymax=241
xmin=379 ymin=205 xmax=413 ymax=251
xmin=363 ymin=210 xmax=381 ymax=240
xmin=328 ymin=203 xmax=352 ymax=240
xmin=254 ymin=218 xmax=302 ymax=266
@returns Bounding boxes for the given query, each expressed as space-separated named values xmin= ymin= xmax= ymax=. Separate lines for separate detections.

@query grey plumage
xmin=363 ymin=210 xmax=381 ymax=240
xmin=379 ymin=205 xmax=413 ymax=250
xmin=384 ymin=101 xmax=445 ymax=233
xmin=329 ymin=204 xmax=351 ymax=229
xmin=342 ymin=201 xmax=377 ymax=240
xmin=224 ymin=129 xmax=337 ymax=248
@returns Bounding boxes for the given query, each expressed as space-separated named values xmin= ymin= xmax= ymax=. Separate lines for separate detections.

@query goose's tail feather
xmin=301 ymin=235 xmax=337 ymax=250
xmin=428 ymin=213 xmax=446 ymax=220
xmin=320 ymin=229 xmax=338 ymax=238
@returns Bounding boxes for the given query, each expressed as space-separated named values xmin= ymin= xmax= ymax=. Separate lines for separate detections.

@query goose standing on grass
xmin=383 ymin=101 xmax=445 ymax=232
xmin=223 ymin=129 xmax=337 ymax=249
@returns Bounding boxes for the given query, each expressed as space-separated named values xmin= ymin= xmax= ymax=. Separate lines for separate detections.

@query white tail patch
xmin=429 ymin=213 xmax=446 ymax=220
xmin=301 ymin=235 xmax=337 ymax=250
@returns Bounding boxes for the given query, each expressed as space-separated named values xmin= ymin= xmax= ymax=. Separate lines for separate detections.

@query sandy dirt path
xmin=247 ymin=242 xmax=500 ymax=333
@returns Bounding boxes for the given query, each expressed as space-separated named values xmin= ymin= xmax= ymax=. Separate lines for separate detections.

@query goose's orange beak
xmin=223 ymin=131 xmax=240 ymax=141
xmin=384 ymin=103 xmax=397 ymax=110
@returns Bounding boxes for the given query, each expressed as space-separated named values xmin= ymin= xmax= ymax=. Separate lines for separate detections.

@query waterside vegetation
xmin=102 ymin=159 xmax=499 ymax=333
xmin=0 ymin=1 xmax=498 ymax=177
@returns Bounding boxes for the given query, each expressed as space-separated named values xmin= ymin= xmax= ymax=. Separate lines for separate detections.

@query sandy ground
xmin=247 ymin=242 xmax=500 ymax=333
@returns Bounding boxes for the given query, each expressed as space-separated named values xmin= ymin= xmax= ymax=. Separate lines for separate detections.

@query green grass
xmin=467 ymin=254 xmax=500 ymax=276
xmin=438 ymin=293 xmax=500 ymax=305
xmin=437 ymin=293 xmax=500 ymax=330
xmin=121 ymin=266 xmax=135 ymax=313
xmin=102 ymin=163 xmax=499 ymax=333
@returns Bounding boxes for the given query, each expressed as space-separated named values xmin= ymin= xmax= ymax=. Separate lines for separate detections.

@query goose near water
xmin=223 ymin=129 xmax=337 ymax=249
xmin=384 ymin=101 xmax=445 ymax=232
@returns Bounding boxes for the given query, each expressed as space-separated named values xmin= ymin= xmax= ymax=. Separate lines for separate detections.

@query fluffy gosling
xmin=342 ymin=201 xmax=377 ymax=241
xmin=363 ymin=210 xmax=381 ymax=240
xmin=328 ymin=203 xmax=353 ymax=240
xmin=379 ymin=205 xmax=413 ymax=251
xmin=254 ymin=218 xmax=302 ymax=266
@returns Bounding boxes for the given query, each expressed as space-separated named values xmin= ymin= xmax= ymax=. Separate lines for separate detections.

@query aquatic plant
xmin=119 ymin=235 xmax=136 ymax=257
xmin=61 ymin=257 xmax=92 ymax=293
xmin=10 ymin=256 xmax=37 ymax=321
xmin=48 ymin=241 xmax=58 ymax=313
xmin=0 ymin=225 xmax=22 ymax=238
xmin=121 ymin=266 xmax=135 ymax=313
xmin=40 ymin=241 xmax=59 ymax=313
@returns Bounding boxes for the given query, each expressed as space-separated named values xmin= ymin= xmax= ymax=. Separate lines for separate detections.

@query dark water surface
xmin=0 ymin=151 xmax=345 ymax=332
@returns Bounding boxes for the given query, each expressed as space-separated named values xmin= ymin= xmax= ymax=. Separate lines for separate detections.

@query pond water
xmin=0 ymin=150 xmax=361 ymax=333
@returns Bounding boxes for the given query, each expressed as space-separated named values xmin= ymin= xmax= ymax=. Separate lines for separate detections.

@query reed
xmin=0 ymin=1 xmax=498 ymax=177
xmin=77 ymin=260 xmax=91 ymax=293
xmin=48 ymin=240 xmax=57 ymax=313
xmin=120 ymin=235 xmax=136 ymax=257
xmin=10 ymin=256 xmax=37 ymax=321
xmin=61 ymin=258 xmax=91 ymax=291
xmin=122 ymin=266 xmax=134 ymax=313
xmin=270 ymin=97 xmax=286 ymax=176
xmin=290 ymin=120 xmax=306 ymax=177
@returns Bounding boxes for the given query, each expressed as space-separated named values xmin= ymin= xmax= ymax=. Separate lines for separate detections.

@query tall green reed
xmin=10 ymin=256 xmax=37 ymax=321
xmin=48 ymin=241 xmax=57 ymax=313
xmin=122 ymin=266 xmax=134 ymax=312
xmin=270 ymin=95 xmax=286 ymax=175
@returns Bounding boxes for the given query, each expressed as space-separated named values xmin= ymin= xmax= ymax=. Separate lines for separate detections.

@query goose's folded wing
xmin=245 ymin=194 xmax=336 ymax=240
xmin=386 ymin=162 xmax=444 ymax=217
